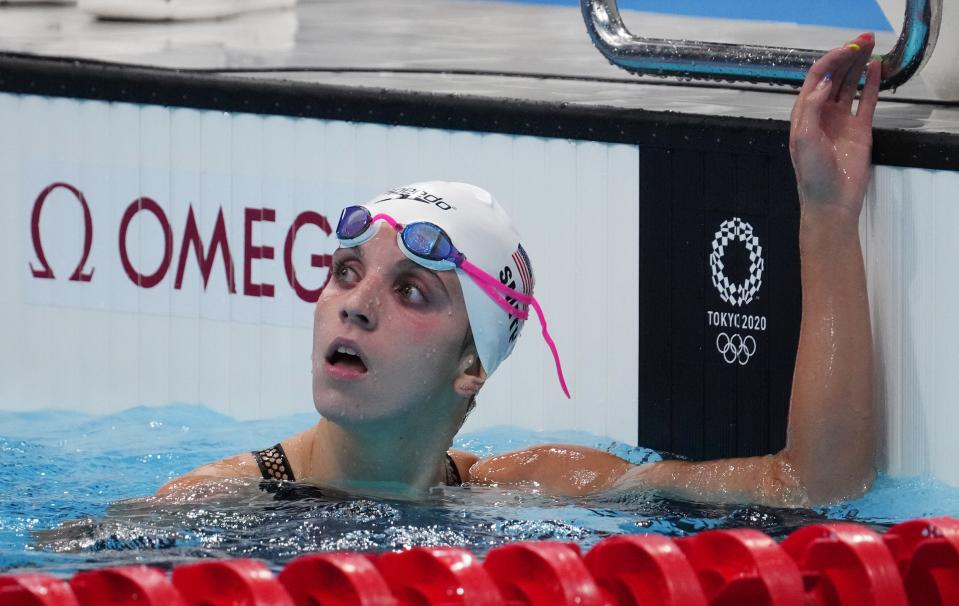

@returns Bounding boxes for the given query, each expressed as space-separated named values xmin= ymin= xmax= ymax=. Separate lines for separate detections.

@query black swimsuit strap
xmin=252 ymin=443 xmax=295 ymax=482
xmin=254 ymin=443 xmax=457 ymax=486
xmin=445 ymin=453 xmax=462 ymax=486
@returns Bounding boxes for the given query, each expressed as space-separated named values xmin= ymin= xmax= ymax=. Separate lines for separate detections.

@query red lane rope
xmin=2 ymin=517 xmax=958 ymax=605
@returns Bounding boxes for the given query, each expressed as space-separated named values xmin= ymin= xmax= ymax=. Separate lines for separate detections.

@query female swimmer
xmin=160 ymin=34 xmax=880 ymax=507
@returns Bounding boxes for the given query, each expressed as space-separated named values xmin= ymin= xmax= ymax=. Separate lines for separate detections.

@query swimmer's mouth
xmin=325 ymin=340 xmax=369 ymax=374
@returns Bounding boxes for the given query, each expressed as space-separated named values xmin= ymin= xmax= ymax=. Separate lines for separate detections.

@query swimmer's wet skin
xmin=159 ymin=34 xmax=879 ymax=509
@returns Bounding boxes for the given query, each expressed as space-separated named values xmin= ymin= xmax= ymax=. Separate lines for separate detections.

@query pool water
xmin=2 ymin=404 xmax=958 ymax=576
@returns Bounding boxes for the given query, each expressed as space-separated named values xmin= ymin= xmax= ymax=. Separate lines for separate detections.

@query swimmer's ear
xmin=453 ymin=352 xmax=486 ymax=398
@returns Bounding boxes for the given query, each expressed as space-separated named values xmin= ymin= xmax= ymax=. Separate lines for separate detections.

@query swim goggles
xmin=335 ymin=205 xmax=570 ymax=398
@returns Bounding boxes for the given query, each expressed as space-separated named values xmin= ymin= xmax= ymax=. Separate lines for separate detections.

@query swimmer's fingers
xmin=791 ymin=37 xmax=876 ymax=136
xmin=838 ymin=35 xmax=875 ymax=107
xmin=797 ymin=45 xmax=849 ymax=101
xmin=791 ymin=45 xmax=854 ymax=128
xmin=856 ymin=59 xmax=882 ymax=126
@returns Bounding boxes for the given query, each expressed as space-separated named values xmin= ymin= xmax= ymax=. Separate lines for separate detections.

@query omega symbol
xmin=29 ymin=182 xmax=95 ymax=282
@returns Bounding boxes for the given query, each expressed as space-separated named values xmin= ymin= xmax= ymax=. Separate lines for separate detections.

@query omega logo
xmin=29 ymin=182 xmax=95 ymax=282
xmin=28 ymin=181 xmax=335 ymax=303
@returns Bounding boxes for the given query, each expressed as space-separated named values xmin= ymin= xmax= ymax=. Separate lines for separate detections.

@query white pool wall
xmin=0 ymin=92 xmax=639 ymax=445
xmin=863 ymin=165 xmax=959 ymax=485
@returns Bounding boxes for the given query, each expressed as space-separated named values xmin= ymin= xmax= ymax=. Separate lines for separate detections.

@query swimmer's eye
xmin=396 ymin=282 xmax=427 ymax=305
xmin=332 ymin=260 xmax=360 ymax=285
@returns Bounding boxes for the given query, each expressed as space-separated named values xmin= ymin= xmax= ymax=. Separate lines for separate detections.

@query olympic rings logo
xmin=709 ymin=217 xmax=764 ymax=307
xmin=716 ymin=332 xmax=757 ymax=365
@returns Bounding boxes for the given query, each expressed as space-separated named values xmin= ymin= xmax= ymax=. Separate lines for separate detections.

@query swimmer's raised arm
xmin=620 ymin=34 xmax=880 ymax=507
xmin=774 ymin=34 xmax=879 ymax=504
xmin=473 ymin=34 xmax=880 ymax=507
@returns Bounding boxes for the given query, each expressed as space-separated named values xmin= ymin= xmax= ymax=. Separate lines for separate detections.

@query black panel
xmin=639 ymin=147 xmax=802 ymax=460
xmin=669 ymin=149 xmax=706 ymax=458
xmin=637 ymin=148 xmax=673 ymax=453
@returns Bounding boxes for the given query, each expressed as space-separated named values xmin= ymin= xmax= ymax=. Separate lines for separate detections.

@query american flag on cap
xmin=512 ymin=244 xmax=535 ymax=297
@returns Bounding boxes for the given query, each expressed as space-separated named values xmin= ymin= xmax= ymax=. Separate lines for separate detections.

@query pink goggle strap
xmin=369 ymin=214 xmax=525 ymax=315
xmin=369 ymin=213 xmax=402 ymax=230
xmin=461 ymin=260 xmax=570 ymax=399
xmin=370 ymin=213 xmax=530 ymax=317
xmin=465 ymin=270 xmax=530 ymax=320
xmin=362 ymin=213 xmax=569 ymax=398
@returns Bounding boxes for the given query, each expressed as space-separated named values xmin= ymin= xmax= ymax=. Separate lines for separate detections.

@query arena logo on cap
xmin=705 ymin=217 xmax=768 ymax=366
xmin=372 ymin=187 xmax=455 ymax=211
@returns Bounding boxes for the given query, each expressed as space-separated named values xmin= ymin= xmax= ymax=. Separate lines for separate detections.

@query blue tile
xmin=479 ymin=0 xmax=894 ymax=31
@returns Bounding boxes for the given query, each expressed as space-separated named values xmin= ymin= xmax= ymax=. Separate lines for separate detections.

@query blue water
xmin=485 ymin=0 xmax=894 ymax=31
xmin=2 ymin=404 xmax=959 ymax=576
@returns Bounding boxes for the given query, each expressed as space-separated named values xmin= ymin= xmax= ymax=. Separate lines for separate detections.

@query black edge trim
xmin=1 ymin=52 xmax=958 ymax=171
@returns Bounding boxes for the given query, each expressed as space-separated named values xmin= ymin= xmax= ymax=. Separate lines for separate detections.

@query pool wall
xmin=0 ymin=91 xmax=640 ymax=445
xmin=864 ymin=166 xmax=959 ymax=485
xmin=2 ymin=54 xmax=959 ymax=484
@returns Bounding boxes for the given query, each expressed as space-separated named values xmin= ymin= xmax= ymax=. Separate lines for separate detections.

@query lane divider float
xmin=2 ymin=517 xmax=958 ymax=605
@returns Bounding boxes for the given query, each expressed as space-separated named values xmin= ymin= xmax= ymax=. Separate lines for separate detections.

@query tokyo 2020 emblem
xmin=706 ymin=217 xmax=767 ymax=367
xmin=709 ymin=217 xmax=764 ymax=307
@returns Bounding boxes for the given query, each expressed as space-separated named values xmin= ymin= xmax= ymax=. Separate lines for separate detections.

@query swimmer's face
xmin=311 ymin=227 xmax=477 ymax=425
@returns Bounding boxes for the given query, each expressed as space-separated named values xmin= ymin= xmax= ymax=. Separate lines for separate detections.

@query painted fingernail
xmin=858 ymin=32 xmax=875 ymax=43
xmin=817 ymin=72 xmax=833 ymax=90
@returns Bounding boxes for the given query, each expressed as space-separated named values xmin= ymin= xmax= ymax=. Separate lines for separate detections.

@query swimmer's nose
xmin=340 ymin=305 xmax=375 ymax=329
xmin=340 ymin=287 xmax=378 ymax=330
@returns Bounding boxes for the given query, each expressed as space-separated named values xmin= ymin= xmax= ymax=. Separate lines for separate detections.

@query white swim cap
xmin=356 ymin=181 xmax=533 ymax=376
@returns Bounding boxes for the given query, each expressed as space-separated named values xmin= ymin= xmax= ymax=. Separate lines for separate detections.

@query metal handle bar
xmin=581 ymin=0 xmax=941 ymax=89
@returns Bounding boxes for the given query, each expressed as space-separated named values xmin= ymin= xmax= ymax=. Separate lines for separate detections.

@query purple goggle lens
xmin=336 ymin=206 xmax=373 ymax=241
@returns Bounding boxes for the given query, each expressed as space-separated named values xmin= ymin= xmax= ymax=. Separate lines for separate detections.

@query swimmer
xmin=159 ymin=34 xmax=880 ymax=507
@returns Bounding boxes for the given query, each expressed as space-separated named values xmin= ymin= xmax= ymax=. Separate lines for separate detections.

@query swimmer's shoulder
xmin=465 ymin=443 xmax=632 ymax=496
xmin=155 ymin=452 xmax=260 ymax=495
xmin=270 ymin=425 xmax=315 ymax=480
xmin=156 ymin=426 xmax=316 ymax=496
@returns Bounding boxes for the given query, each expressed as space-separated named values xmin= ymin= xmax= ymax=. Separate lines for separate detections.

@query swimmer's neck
xmin=300 ymin=415 xmax=458 ymax=490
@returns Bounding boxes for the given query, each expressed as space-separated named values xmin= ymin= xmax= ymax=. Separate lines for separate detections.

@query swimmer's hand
xmin=790 ymin=34 xmax=880 ymax=219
